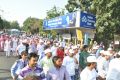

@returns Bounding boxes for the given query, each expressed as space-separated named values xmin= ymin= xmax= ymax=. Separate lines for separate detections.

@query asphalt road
xmin=0 ymin=52 xmax=17 ymax=80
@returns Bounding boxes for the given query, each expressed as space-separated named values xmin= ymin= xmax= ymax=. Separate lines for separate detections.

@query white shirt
xmin=80 ymin=67 xmax=97 ymax=80
xmin=4 ymin=40 xmax=11 ymax=51
xmin=62 ymin=56 xmax=75 ymax=76
xmin=51 ymin=46 xmax=57 ymax=57
xmin=12 ymin=38 xmax=18 ymax=51
xmin=28 ymin=43 xmax=37 ymax=53
xmin=37 ymin=44 xmax=44 ymax=55
xmin=97 ymin=58 xmax=109 ymax=78
xmin=74 ymin=52 xmax=79 ymax=69
xmin=106 ymin=58 xmax=120 ymax=80
xmin=47 ymin=66 xmax=70 ymax=80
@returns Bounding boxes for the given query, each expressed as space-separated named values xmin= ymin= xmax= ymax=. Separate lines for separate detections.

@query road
xmin=0 ymin=52 xmax=17 ymax=80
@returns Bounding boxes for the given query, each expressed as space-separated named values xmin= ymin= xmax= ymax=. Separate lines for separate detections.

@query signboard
xmin=43 ymin=12 xmax=77 ymax=30
xmin=80 ymin=11 xmax=96 ymax=29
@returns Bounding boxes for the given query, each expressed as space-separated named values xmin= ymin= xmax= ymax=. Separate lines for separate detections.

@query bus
xmin=7 ymin=29 xmax=21 ymax=36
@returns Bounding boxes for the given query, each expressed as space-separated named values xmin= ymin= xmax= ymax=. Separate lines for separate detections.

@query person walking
xmin=79 ymin=45 xmax=90 ymax=70
xmin=18 ymin=53 xmax=46 ymax=80
xmin=47 ymin=56 xmax=70 ymax=80
xmin=106 ymin=51 xmax=120 ymax=80
xmin=80 ymin=56 xmax=98 ymax=80
xmin=4 ymin=38 xmax=11 ymax=57
xmin=62 ymin=49 xmax=77 ymax=80
xmin=11 ymin=51 xmax=28 ymax=80
xmin=38 ymin=49 xmax=53 ymax=75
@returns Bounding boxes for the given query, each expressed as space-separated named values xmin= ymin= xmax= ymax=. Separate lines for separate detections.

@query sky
xmin=0 ymin=0 xmax=68 ymax=26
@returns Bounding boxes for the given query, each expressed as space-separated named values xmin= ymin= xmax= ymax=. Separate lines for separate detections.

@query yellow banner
xmin=76 ymin=29 xmax=83 ymax=41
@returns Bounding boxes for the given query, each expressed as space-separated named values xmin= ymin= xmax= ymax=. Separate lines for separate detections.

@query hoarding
xmin=80 ymin=11 xmax=96 ymax=29
xmin=43 ymin=12 xmax=77 ymax=29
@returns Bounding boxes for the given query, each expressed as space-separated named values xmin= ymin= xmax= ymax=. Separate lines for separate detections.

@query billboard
xmin=43 ymin=12 xmax=77 ymax=30
xmin=80 ymin=11 xmax=96 ymax=29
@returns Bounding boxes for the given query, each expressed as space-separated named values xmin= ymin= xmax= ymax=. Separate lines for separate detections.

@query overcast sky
xmin=0 ymin=0 xmax=68 ymax=26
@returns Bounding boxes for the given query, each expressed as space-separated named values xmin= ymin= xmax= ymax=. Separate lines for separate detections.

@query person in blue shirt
xmin=11 ymin=51 xmax=28 ymax=80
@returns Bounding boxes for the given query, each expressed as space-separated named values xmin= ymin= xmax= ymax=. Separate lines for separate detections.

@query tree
xmin=10 ymin=21 xmax=20 ymax=29
xmin=65 ymin=0 xmax=93 ymax=12
xmin=23 ymin=17 xmax=42 ymax=34
xmin=46 ymin=6 xmax=65 ymax=19
xmin=45 ymin=6 xmax=65 ymax=38
xmin=65 ymin=0 xmax=120 ymax=47
xmin=2 ymin=20 xmax=11 ymax=29
xmin=0 ymin=17 xmax=3 ymax=30
xmin=92 ymin=0 xmax=120 ymax=47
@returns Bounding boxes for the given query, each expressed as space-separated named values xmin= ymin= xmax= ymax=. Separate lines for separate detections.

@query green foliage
xmin=10 ymin=21 xmax=20 ymax=29
xmin=0 ymin=17 xmax=20 ymax=30
xmin=0 ymin=17 xmax=3 ymax=29
xmin=2 ymin=20 xmax=11 ymax=29
xmin=23 ymin=17 xmax=43 ymax=34
xmin=45 ymin=6 xmax=65 ymax=39
xmin=92 ymin=0 xmax=120 ymax=46
xmin=46 ymin=6 xmax=65 ymax=19
xmin=65 ymin=0 xmax=120 ymax=47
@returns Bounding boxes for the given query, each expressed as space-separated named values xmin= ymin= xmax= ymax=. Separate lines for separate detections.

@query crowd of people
xmin=0 ymin=33 xmax=120 ymax=80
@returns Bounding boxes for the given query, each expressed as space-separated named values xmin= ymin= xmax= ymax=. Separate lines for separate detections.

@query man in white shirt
xmin=106 ymin=51 xmax=120 ymax=80
xmin=51 ymin=43 xmax=57 ymax=57
xmin=37 ymin=39 xmax=45 ymax=59
xmin=97 ymin=51 xmax=111 ymax=79
xmin=73 ymin=46 xmax=79 ymax=79
xmin=80 ymin=56 xmax=98 ymax=80
xmin=4 ymin=38 xmax=11 ymax=57
xmin=63 ymin=49 xmax=77 ymax=80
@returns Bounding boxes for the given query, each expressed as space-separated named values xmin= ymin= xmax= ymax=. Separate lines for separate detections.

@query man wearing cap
xmin=97 ymin=50 xmax=105 ymax=62
xmin=63 ymin=49 xmax=77 ymax=80
xmin=38 ymin=48 xmax=53 ymax=75
xmin=106 ymin=51 xmax=120 ymax=80
xmin=91 ymin=46 xmax=99 ymax=56
xmin=107 ymin=47 xmax=115 ymax=60
xmin=16 ymin=40 xmax=26 ymax=59
xmin=80 ymin=56 xmax=98 ymax=80
xmin=51 ymin=43 xmax=58 ymax=57
xmin=97 ymin=51 xmax=111 ymax=80
xmin=37 ymin=39 xmax=45 ymax=59
xmin=73 ymin=46 xmax=79 ymax=80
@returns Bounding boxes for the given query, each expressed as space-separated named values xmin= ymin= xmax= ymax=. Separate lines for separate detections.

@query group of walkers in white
xmin=0 ymin=34 xmax=120 ymax=80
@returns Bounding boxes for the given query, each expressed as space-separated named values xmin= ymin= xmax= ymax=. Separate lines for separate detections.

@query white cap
xmin=69 ymin=49 xmax=74 ymax=54
xmin=77 ymin=44 xmax=80 ymax=47
xmin=39 ymin=40 xmax=44 ymax=43
xmin=72 ymin=46 xmax=78 ymax=49
xmin=87 ymin=56 xmax=97 ymax=63
xmin=64 ymin=49 xmax=68 ymax=54
xmin=93 ymin=46 xmax=98 ymax=50
xmin=107 ymin=48 xmax=113 ymax=51
xmin=100 ymin=50 xmax=105 ymax=54
xmin=103 ymin=51 xmax=112 ymax=56
xmin=59 ymin=43 xmax=62 ymax=47
xmin=56 ymin=43 xmax=59 ymax=46
xmin=44 ymin=49 xmax=51 ymax=54
xmin=22 ymin=39 xmax=27 ymax=43
xmin=117 ymin=51 xmax=120 ymax=55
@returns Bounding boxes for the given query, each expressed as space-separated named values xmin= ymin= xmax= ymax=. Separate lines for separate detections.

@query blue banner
xmin=43 ymin=12 xmax=76 ymax=29
xmin=80 ymin=12 xmax=96 ymax=29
